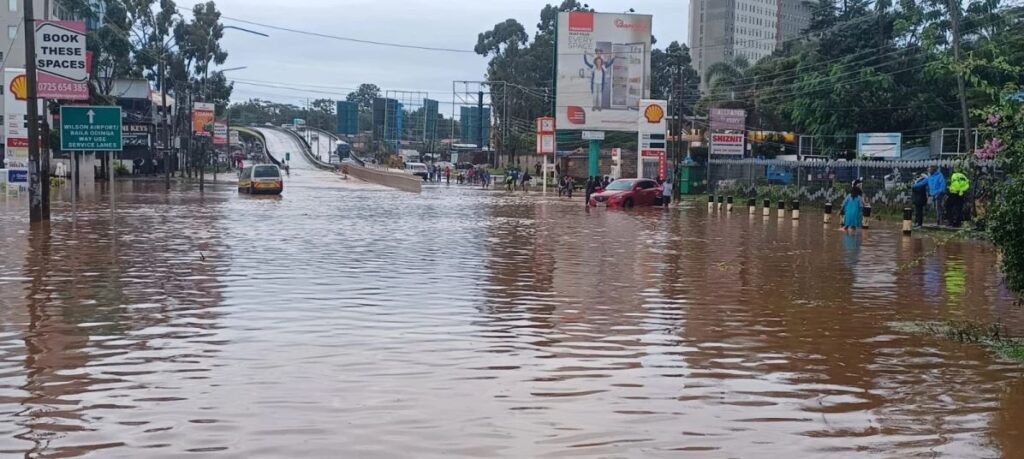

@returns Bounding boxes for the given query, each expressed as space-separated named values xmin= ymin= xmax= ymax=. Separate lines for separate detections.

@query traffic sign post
xmin=60 ymin=105 xmax=122 ymax=218
xmin=60 ymin=106 xmax=123 ymax=151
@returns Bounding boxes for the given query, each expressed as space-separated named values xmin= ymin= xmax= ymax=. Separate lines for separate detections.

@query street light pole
xmin=23 ymin=0 xmax=44 ymax=223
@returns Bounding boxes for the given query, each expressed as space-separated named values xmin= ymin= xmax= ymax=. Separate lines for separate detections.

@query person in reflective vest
xmin=946 ymin=171 xmax=970 ymax=228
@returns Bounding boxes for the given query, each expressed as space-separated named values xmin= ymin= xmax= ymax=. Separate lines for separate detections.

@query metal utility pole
xmin=948 ymin=0 xmax=973 ymax=154
xmin=23 ymin=0 xmax=45 ymax=223
xmin=160 ymin=57 xmax=171 ymax=191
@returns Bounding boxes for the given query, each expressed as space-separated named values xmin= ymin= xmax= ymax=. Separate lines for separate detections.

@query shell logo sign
xmin=643 ymin=103 xmax=664 ymax=124
xmin=9 ymin=75 xmax=28 ymax=101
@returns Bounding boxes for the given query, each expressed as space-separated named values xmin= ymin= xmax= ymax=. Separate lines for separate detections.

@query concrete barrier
xmin=342 ymin=163 xmax=422 ymax=193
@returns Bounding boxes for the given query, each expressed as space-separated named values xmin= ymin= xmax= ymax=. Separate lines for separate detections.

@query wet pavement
xmin=1 ymin=178 xmax=1022 ymax=458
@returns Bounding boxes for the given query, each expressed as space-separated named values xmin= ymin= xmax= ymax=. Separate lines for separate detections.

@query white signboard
xmin=581 ymin=130 xmax=605 ymax=140
xmin=556 ymin=12 xmax=652 ymax=132
xmin=711 ymin=133 xmax=745 ymax=156
xmin=536 ymin=134 xmax=555 ymax=154
xmin=857 ymin=133 xmax=902 ymax=158
xmin=4 ymin=69 xmax=28 ymax=151
xmin=34 ymin=21 xmax=89 ymax=100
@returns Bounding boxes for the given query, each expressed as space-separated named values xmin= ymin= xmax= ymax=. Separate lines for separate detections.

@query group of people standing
xmin=911 ymin=166 xmax=970 ymax=228
xmin=841 ymin=166 xmax=972 ymax=232
xmin=503 ymin=167 xmax=533 ymax=192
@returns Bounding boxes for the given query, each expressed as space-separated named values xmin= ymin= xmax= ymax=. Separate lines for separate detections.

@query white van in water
xmin=406 ymin=162 xmax=428 ymax=179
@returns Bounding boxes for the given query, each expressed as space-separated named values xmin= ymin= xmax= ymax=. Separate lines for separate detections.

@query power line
xmin=177 ymin=4 xmax=476 ymax=54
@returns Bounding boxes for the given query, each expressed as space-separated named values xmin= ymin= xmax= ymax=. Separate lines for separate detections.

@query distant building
xmin=688 ymin=0 xmax=811 ymax=90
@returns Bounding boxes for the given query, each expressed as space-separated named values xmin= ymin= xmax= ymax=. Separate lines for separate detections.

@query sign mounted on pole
xmin=60 ymin=105 xmax=123 ymax=151
xmin=213 ymin=121 xmax=228 ymax=145
xmin=857 ymin=133 xmax=902 ymax=158
xmin=637 ymin=99 xmax=668 ymax=179
xmin=34 ymin=21 xmax=89 ymax=100
xmin=711 ymin=133 xmax=745 ymax=156
xmin=192 ymin=102 xmax=214 ymax=137
xmin=710 ymin=108 xmax=746 ymax=131
xmin=535 ymin=117 xmax=555 ymax=155
xmin=556 ymin=12 xmax=653 ymax=132
xmin=4 ymin=69 xmax=29 ymax=151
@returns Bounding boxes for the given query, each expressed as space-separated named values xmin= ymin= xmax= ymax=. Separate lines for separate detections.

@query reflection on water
xmin=0 ymin=181 xmax=1021 ymax=457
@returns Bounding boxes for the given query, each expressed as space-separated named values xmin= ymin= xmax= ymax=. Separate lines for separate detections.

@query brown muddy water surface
xmin=1 ymin=177 xmax=1022 ymax=458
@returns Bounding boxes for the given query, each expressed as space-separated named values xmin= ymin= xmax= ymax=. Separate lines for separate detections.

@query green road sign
xmin=60 ymin=106 xmax=123 ymax=151
xmin=285 ymin=153 xmax=291 ymax=161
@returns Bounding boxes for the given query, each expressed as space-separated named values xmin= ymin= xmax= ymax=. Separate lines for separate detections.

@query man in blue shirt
xmin=925 ymin=166 xmax=947 ymax=226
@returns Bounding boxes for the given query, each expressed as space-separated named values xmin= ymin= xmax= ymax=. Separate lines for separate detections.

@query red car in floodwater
xmin=589 ymin=178 xmax=663 ymax=208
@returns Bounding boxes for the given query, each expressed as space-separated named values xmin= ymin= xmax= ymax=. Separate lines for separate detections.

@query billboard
xmin=711 ymin=133 xmax=745 ymax=156
xmin=336 ymin=101 xmax=359 ymax=135
xmin=857 ymin=133 xmax=902 ymax=158
xmin=556 ymin=12 xmax=652 ymax=132
xmin=192 ymin=102 xmax=215 ymax=136
xmin=710 ymin=108 xmax=746 ymax=131
xmin=34 ymin=20 xmax=89 ymax=100
xmin=213 ymin=122 xmax=228 ymax=145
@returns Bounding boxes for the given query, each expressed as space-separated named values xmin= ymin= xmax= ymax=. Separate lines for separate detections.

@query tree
xmin=346 ymin=84 xmax=381 ymax=112
xmin=308 ymin=98 xmax=336 ymax=131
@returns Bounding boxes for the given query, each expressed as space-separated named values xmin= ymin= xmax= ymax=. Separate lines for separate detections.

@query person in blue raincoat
xmin=926 ymin=166 xmax=947 ymax=226
xmin=841 ymin=183 xmax=865 ymax=232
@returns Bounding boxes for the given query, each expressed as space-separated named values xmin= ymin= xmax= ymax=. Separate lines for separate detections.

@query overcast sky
xmin=181 ymin=0 xmax=688 ymax=107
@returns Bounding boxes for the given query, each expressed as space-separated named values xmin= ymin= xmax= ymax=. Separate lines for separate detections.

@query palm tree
xmin=704 ymin=56 xmax=751 ymax=99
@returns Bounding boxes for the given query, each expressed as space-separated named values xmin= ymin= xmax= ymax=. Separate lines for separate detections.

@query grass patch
xmin=892 ymin=319 xmax=1024 ymax=362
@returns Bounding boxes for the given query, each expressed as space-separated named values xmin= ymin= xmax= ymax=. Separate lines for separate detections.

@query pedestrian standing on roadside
xmin=947 ymin=171 xmax=970 ymax=228
xmin=841 ymin=185 xmax=865 ymax=232
xmin=535 ymin=162 xmax=541 ymax=178
xmin=585 ymin=176 xmax=596 ymax=206
xmin=445 ymin=166 xmax=451 ymax=184
xmin=521 ymin=170 xmax=531 ymax=193
xmin=911 ymin=172 xmax=929 ymax=227
xmin=926 ymin=166 xmax=947 ymax=226
xmin=661 ymin=179 xmax=673 ymax=207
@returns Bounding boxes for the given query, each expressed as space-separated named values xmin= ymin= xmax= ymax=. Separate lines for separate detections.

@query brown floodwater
xmin=1 ymin=175 xmax=1022 ymax=458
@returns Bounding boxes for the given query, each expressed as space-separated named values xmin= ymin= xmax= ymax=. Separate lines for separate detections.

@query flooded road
xmin=1 ymin=179 xmax=1021 ymax=458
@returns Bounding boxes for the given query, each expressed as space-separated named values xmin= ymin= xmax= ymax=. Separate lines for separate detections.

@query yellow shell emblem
xmin=643 ymin=103 xmax=664 ymax=124
xmin=10 ymin=75 xmax=27 ymax=101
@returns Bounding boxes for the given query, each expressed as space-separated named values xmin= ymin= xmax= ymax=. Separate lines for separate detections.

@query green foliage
xmin=346 ymin=84 xmax=382 ymax=112
xmin=697 ymin=1 xmax=1024 ymax=158
xmin=982 ymin=91 xmax=1024 ymax=297
xmin=114 ymin=163 xmax=131 ymax=177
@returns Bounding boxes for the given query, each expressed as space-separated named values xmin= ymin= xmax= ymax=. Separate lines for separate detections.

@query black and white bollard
xmin=863 ymin=205 xmax=873 ymax=229
xmin=727 ymin=196 xmax=734 ymax=212
xmin=824 ymin=202 xmax=833 ymax=224
xmin=791 ymin=200 xmax=800 ymax=220
xmin=718 ymin=195 xmax=725 ymax=211
xmin=777 ymin=200 xmax=786 ymax=219
xmin=748 ymin=198 xmax=756 ymax=216
xmin=708 ymin=195 xmax=715 ymax=212
xmin=902 ymin=207 xmax=913 ymax=235
xmin=763 ymin=199 xmax=771 ymax=217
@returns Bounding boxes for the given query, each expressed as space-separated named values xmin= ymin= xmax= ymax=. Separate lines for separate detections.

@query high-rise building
xmin=688 ymin=0 xmax=811 ymax=90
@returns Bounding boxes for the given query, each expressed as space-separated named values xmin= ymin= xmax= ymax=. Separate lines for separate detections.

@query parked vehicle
xmin=589 ymin=178 xmax=662 ymax=208
xmin=238 ymin=164 xmax=284 ymax=195
xmin=406 ymin=162 xmax=429 ymax=179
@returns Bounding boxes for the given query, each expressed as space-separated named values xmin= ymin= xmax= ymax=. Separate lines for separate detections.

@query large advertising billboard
xmin=34 ymin=20 xmax=89 ymax=100
xmin=556 ymin=12 xmax=652 ymax=132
